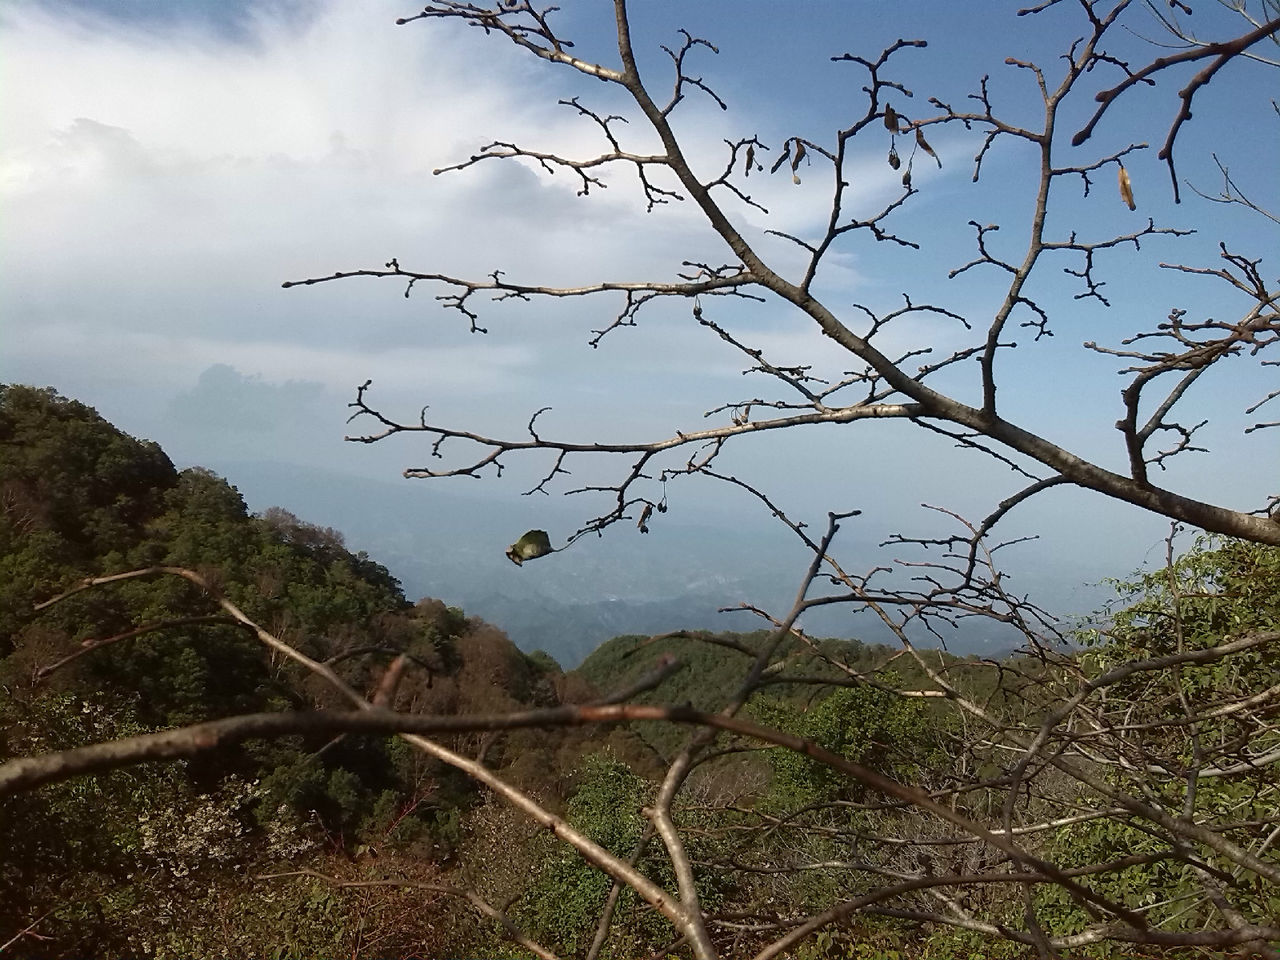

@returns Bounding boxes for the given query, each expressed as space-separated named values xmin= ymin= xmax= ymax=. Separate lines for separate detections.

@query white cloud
xmin=0 ymin=0 xmax=958 ymax=415
xmin=0 ymin=2 xmax=702 ymax=400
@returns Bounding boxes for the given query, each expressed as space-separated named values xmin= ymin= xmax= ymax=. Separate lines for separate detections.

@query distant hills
xmin=204 ymin=458 xmax=812 ymax=665
xmin=0 ymin=381 xmax=1041 ymax=668
xmin=199 ymin=459 xmax=1034 ymax=664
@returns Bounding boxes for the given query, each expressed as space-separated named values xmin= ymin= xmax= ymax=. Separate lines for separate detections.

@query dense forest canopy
xmin=0 ymin=385 xmax=561 ymax=955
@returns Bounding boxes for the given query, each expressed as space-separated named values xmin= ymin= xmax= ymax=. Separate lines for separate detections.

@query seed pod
xmin=902 ymin=167 xmax=912 ymax=189
xmin=790 ymin=140 xmax=807 ymax=184
xmin=915 ymin=127 xmax=941 ymax=167
xmin=769 ymin=144 xmax=791 ymax=174
xmin=888 ymin=146 xmax=901 ymax=170
xmin=1118 ymin=165 xmax=1136 ymax=211
xmin=884 ymin=104 xmax=899 ymax=132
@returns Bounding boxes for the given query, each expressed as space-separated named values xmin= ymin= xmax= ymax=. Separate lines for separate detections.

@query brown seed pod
xmin=1118 ymin=165 xmax=1136 ymax=211
xmin=915 ymin=127 xmax=941 ymax=167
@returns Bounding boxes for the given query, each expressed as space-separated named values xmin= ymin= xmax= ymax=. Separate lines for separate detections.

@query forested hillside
xmin=3 ymin=386 xmax=1279 ymax=958
xmin=0 ymin=385 xmax=594 ymax=956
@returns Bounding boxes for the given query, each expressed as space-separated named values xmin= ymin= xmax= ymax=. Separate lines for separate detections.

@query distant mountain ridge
xmin=205 ymin=459 xmax=1032 ymax=665
xmin=204 ymin=459 xmax=806 ymax=665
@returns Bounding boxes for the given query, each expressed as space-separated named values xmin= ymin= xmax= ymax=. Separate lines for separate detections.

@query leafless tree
xmin=5 ymin=1 xmax=1280 ymax=957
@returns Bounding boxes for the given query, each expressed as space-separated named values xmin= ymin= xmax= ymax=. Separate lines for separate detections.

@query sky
xmin=2 ymin=0 xmax=1276 ymax=630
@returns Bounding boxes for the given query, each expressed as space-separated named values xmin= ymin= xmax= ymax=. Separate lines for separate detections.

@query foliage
xmin=0 ymin=386 xmax=572 ymax=955
xmin=1041 ymin=536 xmax=1280 ymax=939
xmin=0 ymin=384 xmax=177 ymax=651
xmin=752 ymin=677 xmax=937 ymax=809
xmin=516 ymin=752 xmax=649 ymax=953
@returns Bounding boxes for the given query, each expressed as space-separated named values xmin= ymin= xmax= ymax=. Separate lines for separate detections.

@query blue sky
xmin=2 ymin=0 xmax=1275 ymax=626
